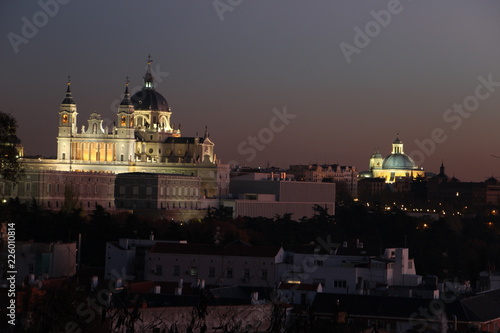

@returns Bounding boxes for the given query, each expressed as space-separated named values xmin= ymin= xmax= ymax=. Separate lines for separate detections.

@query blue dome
xmin=382 ymin=154 xmax=418 ymax=170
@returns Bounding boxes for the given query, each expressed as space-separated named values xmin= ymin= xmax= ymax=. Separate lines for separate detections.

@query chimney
xmin=91 ymin=275 xmax=98 ymax=291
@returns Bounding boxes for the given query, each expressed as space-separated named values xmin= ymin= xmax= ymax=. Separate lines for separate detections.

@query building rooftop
xmin=149 ymin=243 xmax=282 ymax=258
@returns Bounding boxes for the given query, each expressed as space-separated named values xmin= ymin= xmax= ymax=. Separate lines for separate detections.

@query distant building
xmin=0 ymin=169 xmax=116 ymax=211
xmin=226 ymin=173 xmax=335 ymax=219
xmin=363 ymin=135 xmax=425 ymax=183
xmin=288 ymin=164 xmax=357 ymax=198
xmin=278 ymin=242 xmax=425 ymax=296
xmin=114 ymin=172 xmax=202 ymax=211
xmin=479 ymin=271 xmax=500 ymax=291
xmin=144 ymin=242 xmax=285 ymax=288
xmin=15 ymin=241 xmax=77 ymax=284
xmin=2 ymin=57 xmax=230 ymax=210
xmin=427 ymin=164 xmax=487 ymax=210
xmin=104 ymin=237 xmax=187 ymax=280
xmin=357 ymin=177 xmax=386 ymax=202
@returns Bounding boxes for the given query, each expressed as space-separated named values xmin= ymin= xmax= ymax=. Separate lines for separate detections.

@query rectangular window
xmin=28 ymin=263 xmax=34 ymax=274
xmin=25 ymin=182 xmax=31 ymax=194
xmin=133 ymin=186 xmax=138 ymax=195
xmin=244 ymin=268 xmax=250 ymax=280
xmin=156 ymin=265 xmax=162 ymax=275
xmin=261 ymin=269 xmax=268 ymax=280
xmin=334 ymin=280 xmax=347 ymax=288
xmin=314 ymin=260 xmax=324 ymax=266
xmin=209 ymin=267 xmax=215 ymax=278
xmin=226 ymin=267 xmax=233 ymax=279
xmin=189 ymin=266 xmax=198 ymax=276
xmin=173 ymin=265 xmax=180 ymax=276
xmin=146 ymin=186 xmax=152 ymax=196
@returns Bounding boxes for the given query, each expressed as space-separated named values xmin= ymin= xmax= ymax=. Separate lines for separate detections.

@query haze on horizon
xmin=1 ymin=1 xmax=500 ymax=181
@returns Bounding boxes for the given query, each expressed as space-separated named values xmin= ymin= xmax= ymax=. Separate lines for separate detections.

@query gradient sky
xmin=2 ymin=1 xmax=500 ymax=181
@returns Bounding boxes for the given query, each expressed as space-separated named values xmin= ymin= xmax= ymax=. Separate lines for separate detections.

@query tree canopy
xmin=0 ymin=111 xmax=23 ymax=181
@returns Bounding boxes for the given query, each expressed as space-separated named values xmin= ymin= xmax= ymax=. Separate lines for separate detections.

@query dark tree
xmin=0 ymin=111 xmax=23 ymax=181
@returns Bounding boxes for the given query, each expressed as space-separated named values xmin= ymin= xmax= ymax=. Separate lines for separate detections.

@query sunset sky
xmin=2 ymin=1 xmax=500 ymax=181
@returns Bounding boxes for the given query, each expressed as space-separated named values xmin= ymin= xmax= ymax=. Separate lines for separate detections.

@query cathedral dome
xmin=382 ymin=154 xmax=418 ymax=170
xmin=130 ymin=55 xmax=170 ymax=112
xmin=131 ymin=89 xmax=169 ymax=111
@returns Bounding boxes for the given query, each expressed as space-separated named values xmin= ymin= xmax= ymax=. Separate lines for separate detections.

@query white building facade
xmin=278 ymin=245 xmax=422 ymax=295
xmin=144 ymin=243 xmax=285 ymax=288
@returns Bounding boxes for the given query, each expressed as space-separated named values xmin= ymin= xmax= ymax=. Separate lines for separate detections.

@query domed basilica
xmin=365 ymin=135 xmax=425 ymax=183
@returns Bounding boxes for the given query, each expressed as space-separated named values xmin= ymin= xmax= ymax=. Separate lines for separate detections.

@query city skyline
xmin=2 ymin=1 xmax=500 ymax=181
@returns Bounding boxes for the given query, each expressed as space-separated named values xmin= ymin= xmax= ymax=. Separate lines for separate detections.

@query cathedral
xmin=6 ymin=57 xmax=229 ymax=211
xmin=57 ymin=57 xmax=218 ymax=169
xmin=364 ymin=135 xmax=425 ymax=183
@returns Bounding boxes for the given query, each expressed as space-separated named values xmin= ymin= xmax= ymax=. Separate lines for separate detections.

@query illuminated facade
xmin=12 ymin=57 xmax=229 ymax=208
xmin=367 ymin=135 xmax=425 ymax=183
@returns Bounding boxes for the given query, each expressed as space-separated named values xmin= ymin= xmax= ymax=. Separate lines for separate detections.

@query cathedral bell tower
xmin=57 ymin=78 xmax=77 ymax=161
xmin=115 ymin=79 xmax=136 ymax=162
xmin=117 ymin=79 xmax=135 ymax=133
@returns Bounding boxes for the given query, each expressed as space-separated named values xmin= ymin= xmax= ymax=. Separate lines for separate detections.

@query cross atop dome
xmin=144 ymin=55 xmax=154 ymax=89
